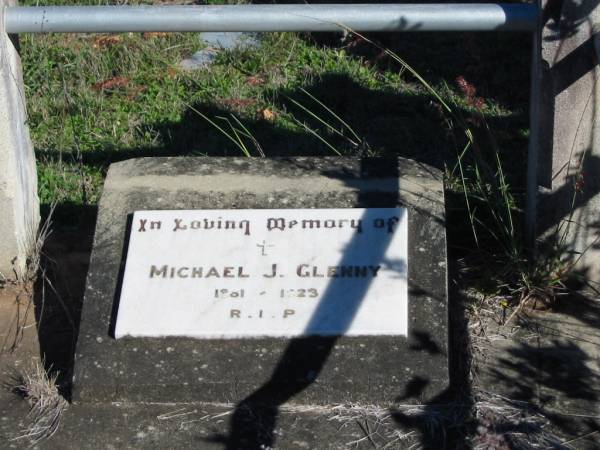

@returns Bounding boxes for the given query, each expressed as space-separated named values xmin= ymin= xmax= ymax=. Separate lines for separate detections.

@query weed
xmin=10 ymin=361 xmax=68 ymax=446
xmin=191 ymin=86 xmax=371 ymax=157
xmin=22 ymin=28 xmax=470 ymax=203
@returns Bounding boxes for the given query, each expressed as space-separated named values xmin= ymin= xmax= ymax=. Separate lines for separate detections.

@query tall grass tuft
xmin=345 ymin=29 xmax=574 ymax=313
xmin=283 ymin=88 xmax=368 ymax=156
xmin=10 ymin=361 xmax=68 ymax=446
xmin=183 ymin=101 xmax=265 ymax=157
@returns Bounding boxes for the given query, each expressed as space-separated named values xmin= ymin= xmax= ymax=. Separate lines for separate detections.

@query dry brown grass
xmin=10 ymin=361 xmax=68 ymax=446
xmin=472 ymin=391 xmax=568 ymax=450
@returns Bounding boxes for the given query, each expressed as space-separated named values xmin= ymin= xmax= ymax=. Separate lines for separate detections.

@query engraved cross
xmin=257 ymin=240 xmax=274 ymax=256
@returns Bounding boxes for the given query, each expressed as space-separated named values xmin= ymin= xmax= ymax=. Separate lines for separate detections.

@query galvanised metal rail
xmin=4 ymin=4 xmax=538 ymax=34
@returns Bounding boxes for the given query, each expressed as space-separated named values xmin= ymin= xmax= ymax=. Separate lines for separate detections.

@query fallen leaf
xmin=92 ymin=35 xmax=122 ymax=48
xmin=166 ymin=67 xmax=180 ymax=79
xmin=257 ymin=108 xmax=276 ymax=121
xmin=92 ymin=76 xmax=129 ymax=91
xmin=246 ymin=75 xmax=266 ymax=86
xmin=126 ymin=85 xmax=147 ymax=100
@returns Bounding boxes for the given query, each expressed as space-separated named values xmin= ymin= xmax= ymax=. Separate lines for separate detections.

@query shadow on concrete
xmin=537 ymin=0 xmax=600 ymax=276
xmin=485 ymin=302 xmax=600 ymax=448
xmin=211 ymin=162 xmax=406 ymax=450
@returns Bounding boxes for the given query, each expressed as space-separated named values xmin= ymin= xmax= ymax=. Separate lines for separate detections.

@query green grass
xmin=20 ymin=21 xmax=530 ymax=209
xmin=21 ymin=24 xmax=541 ymax=294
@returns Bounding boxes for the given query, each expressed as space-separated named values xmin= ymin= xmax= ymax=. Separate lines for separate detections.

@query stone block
xmin=73 ymin=157 xmax=448 ymax=406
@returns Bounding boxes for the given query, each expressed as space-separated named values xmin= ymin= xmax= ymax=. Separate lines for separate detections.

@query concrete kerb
xmin=0 ymin=0 xmax=39 ymax=281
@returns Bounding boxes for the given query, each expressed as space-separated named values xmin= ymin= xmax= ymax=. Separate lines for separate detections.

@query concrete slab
xmin=73 ymin=157 xmax=448 ymax=406
xmin=475 ymin=295 xmax=600 ymax=448
xmin=33 ymin=402 xmax=421 ymax=450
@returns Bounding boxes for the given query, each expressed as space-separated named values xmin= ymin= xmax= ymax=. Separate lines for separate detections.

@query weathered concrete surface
xmin=475 ymin=295 xmax=600 ymax=449
xmin=0 ymin=400 xmax=423 ymax=450
xmin=179 ymin=32 xmax=260 ymax=70
xmin=0 ymin=388 xmax=31 ymax=449
xmin=537 ymin=0 xmax=600 ymax=282
xmin=74 ymin=157 xmax=448 ymax=408
xmin=0 ymin=0 xmax=39 ymax=280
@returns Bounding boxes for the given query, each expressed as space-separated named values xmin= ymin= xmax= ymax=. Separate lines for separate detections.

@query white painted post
xmin=537 ymin=0 xmax=600 ymax=282
xmin=0 ymin=0 xmax=39 ymax=281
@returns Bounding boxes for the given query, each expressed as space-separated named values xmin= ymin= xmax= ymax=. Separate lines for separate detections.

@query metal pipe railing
xmin=4 ymin=4 xmax=538 ymax=34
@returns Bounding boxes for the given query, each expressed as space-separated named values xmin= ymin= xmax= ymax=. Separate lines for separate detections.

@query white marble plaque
xmin=114 ymin=208 xmax=408 ymax=339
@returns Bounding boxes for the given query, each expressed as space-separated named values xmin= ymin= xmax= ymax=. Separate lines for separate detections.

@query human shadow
xmin=388 ymin=246 xmax=475 ymax=449
xmin=207 ymin=160 xmax=407 ymax=449
xmin=37 ymin=73 xmax=454 ymax=168
xmin=203 ymin=154 xmax=455 ymax=449
xmin=284 ymin=0 xmax=532 ymax=121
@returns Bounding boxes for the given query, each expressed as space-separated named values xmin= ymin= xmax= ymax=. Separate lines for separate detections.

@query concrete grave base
xmin=73 ymin=157 xmax=448 ymax=406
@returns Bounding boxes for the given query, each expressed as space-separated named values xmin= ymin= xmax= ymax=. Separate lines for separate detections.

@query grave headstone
xmin=73 ymin=157 xmax=448 ymax=406
xmin=115 ymin=208 xmax=409 ymax=339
